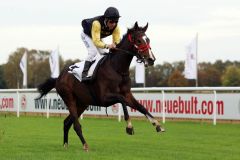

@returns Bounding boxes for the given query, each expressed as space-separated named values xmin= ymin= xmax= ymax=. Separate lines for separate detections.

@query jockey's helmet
xmin=104 ymin=7 xmax=120 ymax=20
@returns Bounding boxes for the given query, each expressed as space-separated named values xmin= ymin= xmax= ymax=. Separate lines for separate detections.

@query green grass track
xmin=0 ymin=115 xmax=239 ymax=160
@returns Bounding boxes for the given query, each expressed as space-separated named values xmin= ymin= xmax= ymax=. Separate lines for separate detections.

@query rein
xmin=113 ymin=48 xmax=144 ymax=63
xmin=113 ymin=48 xmax=136 ymax=56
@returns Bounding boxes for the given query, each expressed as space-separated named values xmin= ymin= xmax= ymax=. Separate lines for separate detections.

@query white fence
xmin=1 ymin=87 xmax=240 ymax=125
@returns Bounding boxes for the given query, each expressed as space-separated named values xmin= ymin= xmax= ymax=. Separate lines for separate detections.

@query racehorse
xmin=37 ymin=22 xmax=165 ymax=151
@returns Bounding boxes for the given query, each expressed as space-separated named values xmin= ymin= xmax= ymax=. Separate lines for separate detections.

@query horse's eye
xmin=137 ymin=39 xmax=141 ymax=44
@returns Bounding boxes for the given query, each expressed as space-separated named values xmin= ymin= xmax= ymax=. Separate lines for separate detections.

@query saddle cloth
xmin=68 ymin=54 xmax=104 ymax=82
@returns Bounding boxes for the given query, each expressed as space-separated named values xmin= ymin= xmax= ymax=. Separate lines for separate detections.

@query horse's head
xmin=127 ymin=22 xmax=156 ymax=66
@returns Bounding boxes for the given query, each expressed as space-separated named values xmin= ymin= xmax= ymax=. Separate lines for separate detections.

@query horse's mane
xmin=116 ymin=34 xmax=127 ymax=48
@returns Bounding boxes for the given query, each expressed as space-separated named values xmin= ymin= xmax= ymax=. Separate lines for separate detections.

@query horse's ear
xmin=134 ymin=22 xmax=139 ymax=30
xmin=143 ymin=23 xmax=148 ymax=32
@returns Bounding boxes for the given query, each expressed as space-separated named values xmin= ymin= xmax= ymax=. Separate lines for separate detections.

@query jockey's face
xmin=107 ymin=19 xmax=118 ymax=30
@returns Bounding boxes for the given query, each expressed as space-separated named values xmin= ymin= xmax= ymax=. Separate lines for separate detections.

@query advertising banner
xmin=1 ymin=90 xmax=240 ymax=120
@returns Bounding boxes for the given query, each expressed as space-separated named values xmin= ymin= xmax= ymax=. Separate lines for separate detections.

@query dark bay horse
xmin=37 ymin=22 xmax=165 ymax=151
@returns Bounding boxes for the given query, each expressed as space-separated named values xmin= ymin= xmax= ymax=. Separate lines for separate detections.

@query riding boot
xmin=81 ymin=61 xmax=92 ymax=81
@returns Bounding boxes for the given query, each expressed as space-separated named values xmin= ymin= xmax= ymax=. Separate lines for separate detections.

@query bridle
xmin=127 ymin=34 xmax=151 ymax=53
xmin=114 ymin=32 xmax=151 ymax=63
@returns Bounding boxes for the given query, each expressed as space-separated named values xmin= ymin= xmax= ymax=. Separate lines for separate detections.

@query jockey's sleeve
xmin=112 ymin=26 xmax=120 ymax=44
xmin=91 ymin=20 xmax=105 ymax=48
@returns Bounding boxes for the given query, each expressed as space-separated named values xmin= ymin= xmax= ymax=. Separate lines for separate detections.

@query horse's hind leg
xmin=76 ymin=105 xmax=88 ymax=151
xmin=63 ymin=114 xmax=74 ymax=148
xmin=62 ymin=97 xmax=88 ymax=151
xmin=70 ymin=108 xmax=88 ymax=151
xmin=63 ymin=106 xmax=87 ymax=149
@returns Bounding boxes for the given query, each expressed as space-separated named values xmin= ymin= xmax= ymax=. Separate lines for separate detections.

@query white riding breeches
xmin=81 ymin=32 xmax=108 ymax=62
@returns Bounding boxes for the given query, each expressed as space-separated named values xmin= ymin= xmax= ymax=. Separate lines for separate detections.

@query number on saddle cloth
xmin=69 ymin=65 xmax=79 ymax=72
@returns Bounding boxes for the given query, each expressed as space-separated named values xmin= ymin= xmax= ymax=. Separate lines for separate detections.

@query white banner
xmin=19 ymin=52 xmax=27 ymax=87
xmin=184 ymin=35 xmax=197 ymax=79
xmin=49 ymin=49 xmax=60 ymax=78
xmin=135 ymin=61 xmax=145 ymax=84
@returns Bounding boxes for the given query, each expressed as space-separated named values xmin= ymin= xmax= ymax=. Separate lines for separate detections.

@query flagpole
xmin=196 ymin=33 xmax=198 ymax=87
xmin=25 ymin=52 xmax=27 ymax=88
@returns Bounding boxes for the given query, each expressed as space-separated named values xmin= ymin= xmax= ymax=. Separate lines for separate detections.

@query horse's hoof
xmin=63 ymin=143 xmax=68 ymax=149
xmin=156 ymin=125 xmax=165 ymax=132
xmin=83 ymin=143 xmax=89 ymax=152
xmin=126 ymin=127 xmax=134 ymax=135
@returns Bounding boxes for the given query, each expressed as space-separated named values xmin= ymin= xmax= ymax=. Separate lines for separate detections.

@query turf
xmin=0 ymin=115 xmax=239 ymax=160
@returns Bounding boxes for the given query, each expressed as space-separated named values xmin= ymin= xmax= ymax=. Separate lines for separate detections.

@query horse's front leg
xmin=126 ymin=93 xmax=165 ymax=133
xmin=103 ymin=93 xmax=134 ymax=135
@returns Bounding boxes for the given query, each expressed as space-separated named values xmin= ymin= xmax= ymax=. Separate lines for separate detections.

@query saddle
xmin=68 ymin=54 xmax=107 ymax=82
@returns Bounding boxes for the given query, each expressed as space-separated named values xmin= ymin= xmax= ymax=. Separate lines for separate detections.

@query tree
xmin=3 ymin=48 xmax=240 ymax=88
xmin=168 ymin=70 xmax=188 ymax=87
xmin=3 ymin=48 xmax=24 ymax=88
xmin=198 ymin=67 xmax=221 ymax=86
xmin=222 ymin=65 xmax=240 ymax=86
xmin=146 ymin=66 xmax=159 ymax=87
xmin=0 ymin=65 xmax=7 ymax=88
xmin=172 ymin=61 xmax=185 ymax=72
xmin=155 ymin=62 xmax=174 ymax=87
xmin=213 ymin=60 xmax=225 ymax=75
xmin=3 ymin=48 xmax=65 ymax=88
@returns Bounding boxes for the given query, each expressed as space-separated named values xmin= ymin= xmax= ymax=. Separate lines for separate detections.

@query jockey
xmin=81 ymin=7 xmax=121 ymax=81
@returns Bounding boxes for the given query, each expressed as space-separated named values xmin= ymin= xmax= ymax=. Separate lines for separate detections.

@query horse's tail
xmin=36 ymin=78 xmax=57 ymax=99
